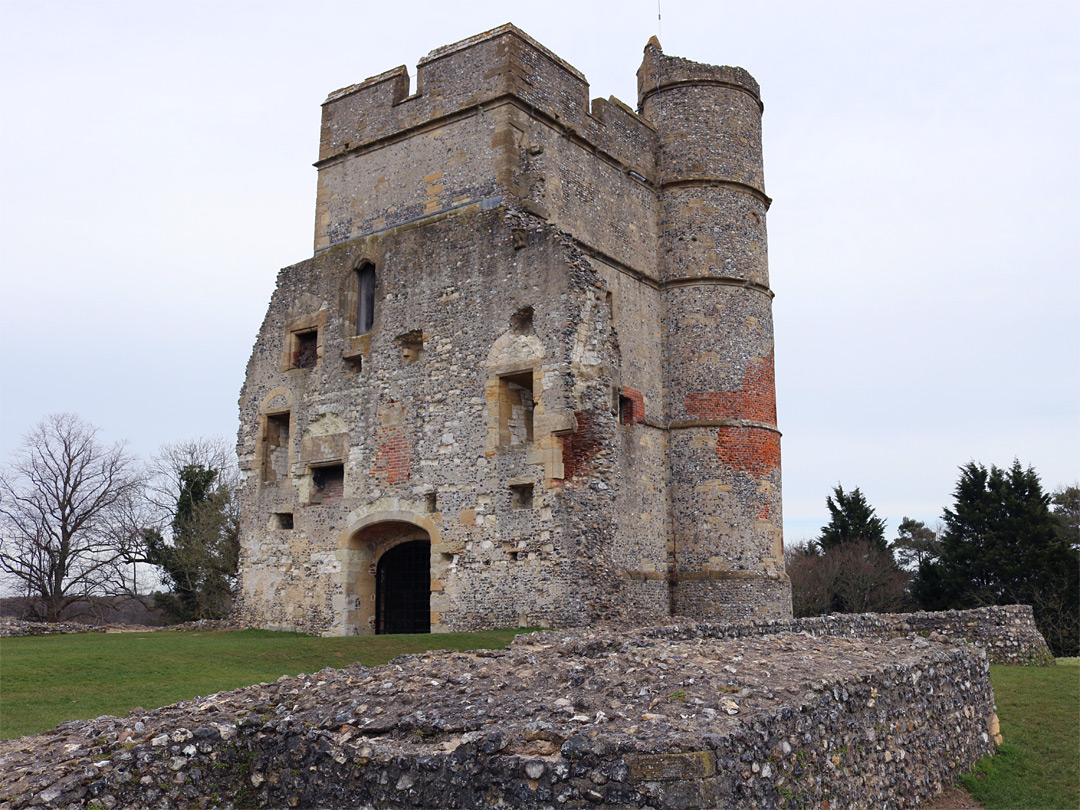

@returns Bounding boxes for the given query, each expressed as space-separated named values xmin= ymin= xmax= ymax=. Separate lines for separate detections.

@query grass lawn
xmin=0 ymin=627 xmax=525 ymax=739
xmin=961 ymin=658 xmax=1080 ymax=810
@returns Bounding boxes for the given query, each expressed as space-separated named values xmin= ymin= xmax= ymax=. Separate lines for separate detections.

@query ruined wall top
xmin=636 ymin=37 xmax=761 ymax=112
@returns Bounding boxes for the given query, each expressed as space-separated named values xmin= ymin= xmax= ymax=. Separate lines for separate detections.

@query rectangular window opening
xmin=510 ymin=483 xmax=535 ymax=510
xmin=425 ymin=492 xmax=438 ymax=513
xmin=292 ymin=330 xmax=319 ymax=369
xmin=262 ymin=412 xmax=291 ymax=483
xmin=310 ymin=463 xmax=344 ymax=503
xmin=619 ymin=395 xmax=633 ymax=425
xmin=273 ymin=512 xmax=294 ymax=530
xmin=499 ymin=371 xmax=534 ymax=446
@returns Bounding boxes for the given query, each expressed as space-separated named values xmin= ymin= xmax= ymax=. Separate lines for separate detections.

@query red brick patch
xmin=684 ymin=350 xmax=776 ymax=424
xmin=620 ymin=387 xmax=645 ymax=425
xmin=562 ymin=410 xmax=603 ymax=481
xmin=715 ymin=425 xmax=780 ymax=479
xmin=373 ymin=403 xmax=413 ymax=485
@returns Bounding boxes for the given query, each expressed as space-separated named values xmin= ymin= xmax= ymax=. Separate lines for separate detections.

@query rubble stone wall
xmin=238 ymin=210 xmax=648 ymax=635
xmin=1 ymin=626 xmax=997 ymax=809
xmin=0 ymin=618 xmax=106 ymax=637
xmin=643 ymin=604 xmax=1055 ymax=666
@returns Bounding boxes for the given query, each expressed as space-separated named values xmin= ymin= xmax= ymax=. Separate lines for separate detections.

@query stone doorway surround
xmin=335 ymin=506 xmax=444 ymax=635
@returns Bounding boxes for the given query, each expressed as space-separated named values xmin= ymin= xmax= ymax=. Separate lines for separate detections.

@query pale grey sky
xmin=1 ymin=0 xmax=1077 ymax=544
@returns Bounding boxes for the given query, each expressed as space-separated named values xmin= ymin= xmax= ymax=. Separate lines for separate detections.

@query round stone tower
xmin=638 ymin=39 xmax=791 ymax=619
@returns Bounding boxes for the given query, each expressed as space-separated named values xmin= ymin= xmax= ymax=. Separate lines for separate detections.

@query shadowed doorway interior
xmin=376 ymin=539 xmax=431 ymax=634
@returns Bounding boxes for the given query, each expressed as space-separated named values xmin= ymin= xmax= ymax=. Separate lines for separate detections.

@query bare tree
xmin=785 ymin=542 xmax=841 ymax=618
xmin=0 ymin=414 xmax=143 ymax=621
xmin=786 ymin=539 xmax=912 ymax=617
xmin=830 ymin=540 xmax=912 ymax=614
xmin=143 ymin=437 xmax=240 ymax=524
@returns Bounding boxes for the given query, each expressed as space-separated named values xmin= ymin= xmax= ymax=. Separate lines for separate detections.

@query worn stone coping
xmin=631 ymin=605 xmax=1055 ymax=666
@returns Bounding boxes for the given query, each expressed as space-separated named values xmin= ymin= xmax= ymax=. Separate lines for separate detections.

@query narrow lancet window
xmin=357 ymin=263 xmax=376 ymax=334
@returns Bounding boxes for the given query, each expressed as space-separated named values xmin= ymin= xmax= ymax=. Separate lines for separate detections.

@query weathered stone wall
xmin=642 ymin=604 xmax=1055 ymax=666
xmin=237 ymin=23 xmax=792 ymax=635
xmin=0 ymin=618 xmax=240 ymax=637
xmin=237 ymin=206 xmax=677 ymax=635
xmin=0 ymin=618 xmax=106 ymax=637
xmin=1 ymin=626 xmax=996 ymax=809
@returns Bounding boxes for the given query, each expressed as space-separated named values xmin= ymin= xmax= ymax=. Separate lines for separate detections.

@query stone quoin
xmin=236 ymin=25 xmax=791 ymax=635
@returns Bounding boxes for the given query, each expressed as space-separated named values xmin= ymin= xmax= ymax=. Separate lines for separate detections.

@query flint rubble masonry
xmin=235 ymin=23 xmax=790 ymax=636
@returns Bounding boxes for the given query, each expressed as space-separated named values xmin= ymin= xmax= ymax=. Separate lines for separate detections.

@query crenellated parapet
xmin=318 ymin=25 xmax=655 ymax=174
xmin=312 ymin=26 xmax=665 ymax=263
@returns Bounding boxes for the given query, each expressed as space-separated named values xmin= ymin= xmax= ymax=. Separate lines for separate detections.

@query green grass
xmin=961 ymin=658 xmax=1080 ymax=810
xmin=0 ymin=627 xmax=527 ymax=739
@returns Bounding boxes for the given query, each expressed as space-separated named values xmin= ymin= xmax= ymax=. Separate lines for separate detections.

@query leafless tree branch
xmin=0 ymin=414 xmax=144 ymax=621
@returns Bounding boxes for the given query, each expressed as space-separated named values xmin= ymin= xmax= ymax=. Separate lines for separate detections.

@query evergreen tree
xmin=914 ymin=461 xmax=1079 ymax=656
xmin=892 ymin=517 xmax=941 ymax=569
xmin=1051 ymin=485 xmax=1079 ymax=551
xmin=146 ymin=464 xmax=239 ymax=622
xmin=817 ymin=485 xmax=888 ymax=551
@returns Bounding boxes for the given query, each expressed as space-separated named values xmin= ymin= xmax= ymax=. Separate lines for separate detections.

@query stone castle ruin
xmin=236 ymin=25 xmax=791 ymax=635
xmin=1 ymin=29 xmax=1051 ymax=810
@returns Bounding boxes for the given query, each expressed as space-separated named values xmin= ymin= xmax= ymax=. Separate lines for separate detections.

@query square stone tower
xmin=236 ymin=25 xmax=791 ymax=635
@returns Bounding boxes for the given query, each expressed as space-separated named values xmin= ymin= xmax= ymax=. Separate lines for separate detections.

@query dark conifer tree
xmin=914 ymin=461 xmax=1079 ymax=656
xmin=817 ymin=485 xmax=888 ymax=551
xmin=146 ymin=464 xmax=238 ymax=622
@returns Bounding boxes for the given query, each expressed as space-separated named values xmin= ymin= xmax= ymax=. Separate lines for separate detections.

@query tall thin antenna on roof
xmin=657 ymin=0 xmax=662 ymax=42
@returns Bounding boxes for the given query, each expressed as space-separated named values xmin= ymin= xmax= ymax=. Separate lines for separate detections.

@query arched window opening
xmin=357 ymin=263 xmax=376 ymax=334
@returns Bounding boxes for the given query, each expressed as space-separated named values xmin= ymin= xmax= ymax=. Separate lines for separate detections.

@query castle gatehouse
xmin=236 ymin=25 xmax=791 ymax=635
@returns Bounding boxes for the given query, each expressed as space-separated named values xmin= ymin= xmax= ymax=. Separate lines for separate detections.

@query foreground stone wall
xmin=2 ymin=626 xmax=996 ymax=809
xmin=641 ymin=604 xmax=1055 ymax=666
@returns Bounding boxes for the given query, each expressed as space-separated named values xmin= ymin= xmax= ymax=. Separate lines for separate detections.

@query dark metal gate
xmin=375 ymin=540 xmax=430 ymax=634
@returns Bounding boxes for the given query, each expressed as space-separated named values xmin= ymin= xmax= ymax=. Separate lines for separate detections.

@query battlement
xmin=316 ymin=24 xmax=656 ymax=176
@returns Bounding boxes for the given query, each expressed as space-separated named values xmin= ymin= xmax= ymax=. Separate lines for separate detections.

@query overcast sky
xmin=1 ymin=0 xmax=1077 ymax=544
